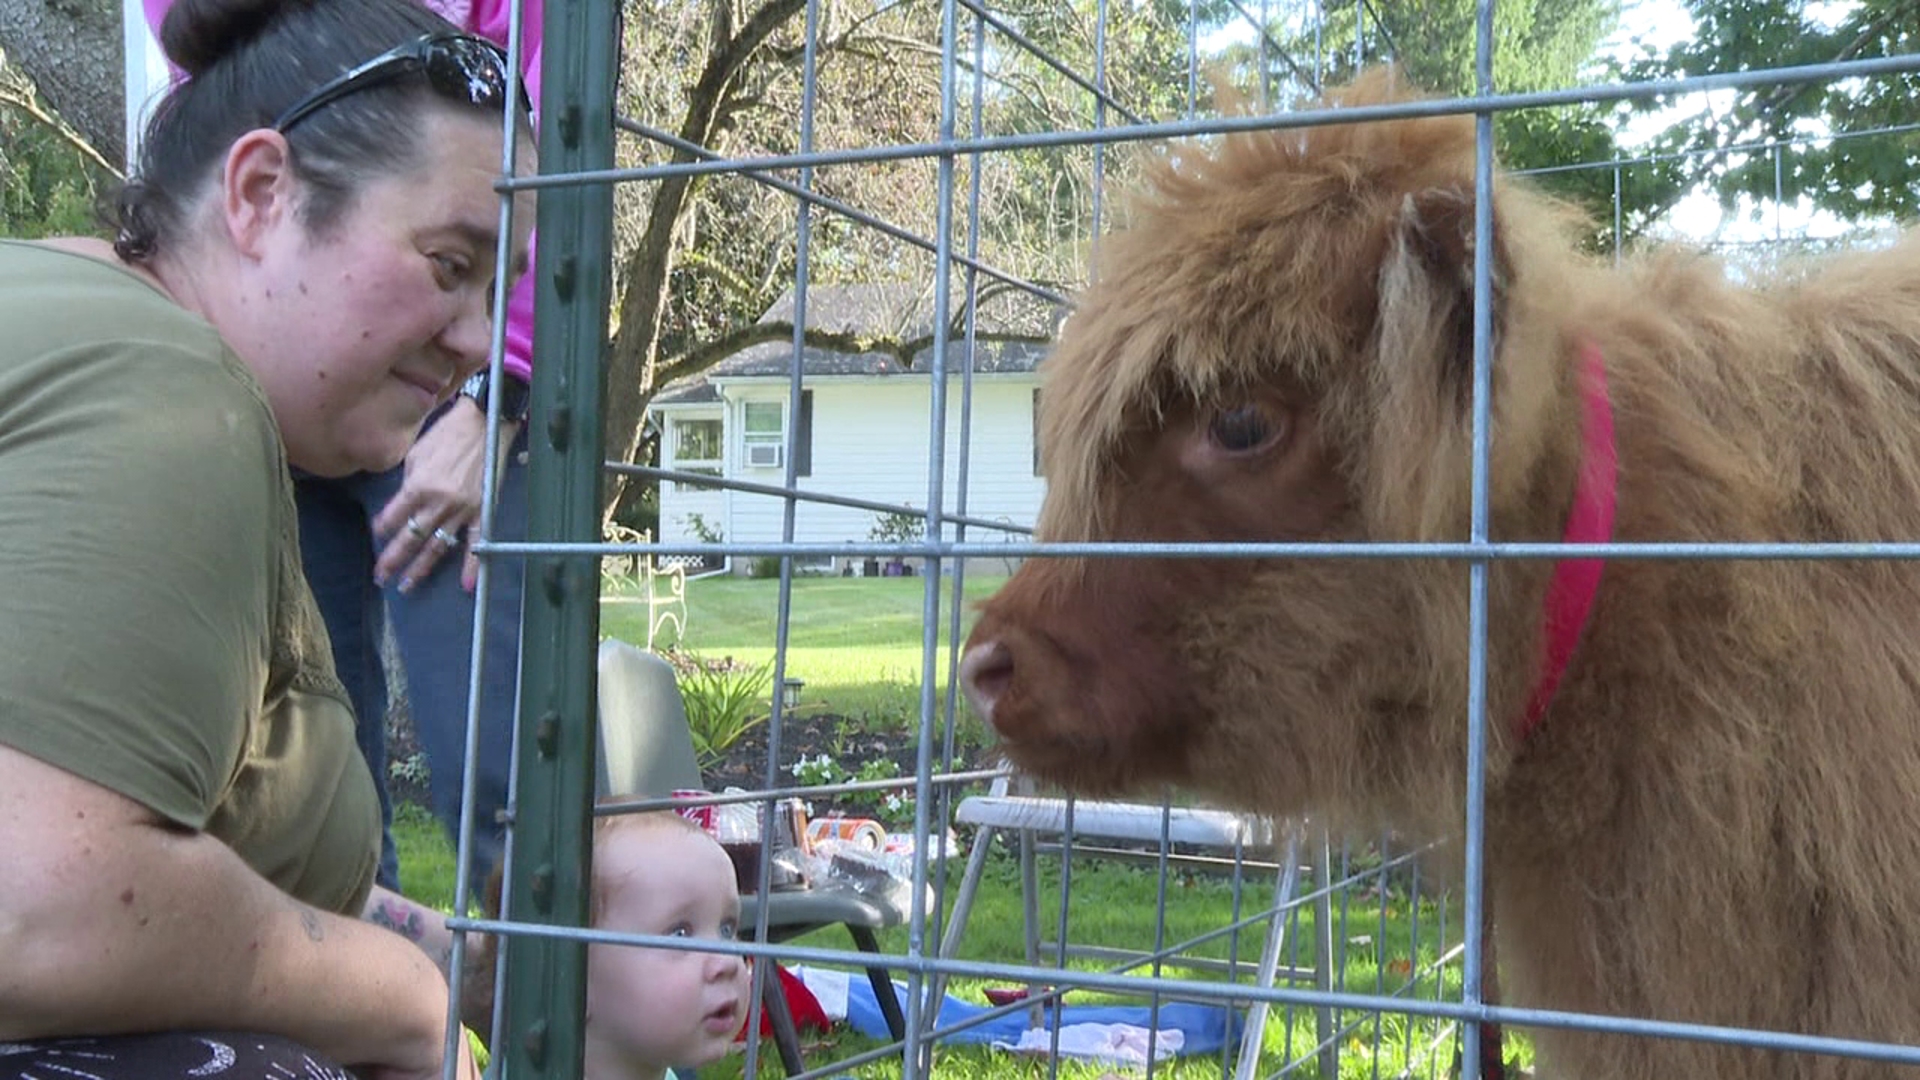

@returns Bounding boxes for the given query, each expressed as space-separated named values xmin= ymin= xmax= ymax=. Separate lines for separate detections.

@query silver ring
xmin=405 ymin=516 xmax=428 ymax=539
xmin=431 ymin=527 xmax=461 ymax=549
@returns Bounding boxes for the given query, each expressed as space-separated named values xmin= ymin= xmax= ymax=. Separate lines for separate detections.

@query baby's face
xmin=586 ymin=825 xmax=750 ymax=1069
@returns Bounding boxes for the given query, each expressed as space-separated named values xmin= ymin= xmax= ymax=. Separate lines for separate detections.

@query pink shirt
xmin=142 ymin=0 xmax=542 ymax=383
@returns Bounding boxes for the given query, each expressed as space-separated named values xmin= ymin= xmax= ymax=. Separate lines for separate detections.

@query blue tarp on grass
xmin=843 ymin=975 xmax=1245 ymax=1058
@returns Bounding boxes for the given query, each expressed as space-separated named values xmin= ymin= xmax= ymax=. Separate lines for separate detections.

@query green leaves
xmin=0 ymin=61 xmax=113 ymax=239
xmin=1625 ymin=0 xmax=1920 ymax=226
xmin=669 ymin=650 xmax=776 ymax=767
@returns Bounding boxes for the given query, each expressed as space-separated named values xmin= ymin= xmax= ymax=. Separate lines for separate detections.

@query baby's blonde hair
xmin=588 ymin=807 xmax=714 ymax=922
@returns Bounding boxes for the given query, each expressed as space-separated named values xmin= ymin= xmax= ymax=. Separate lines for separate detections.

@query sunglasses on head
xmin=274 ymin=32 xmax=532 ymax=134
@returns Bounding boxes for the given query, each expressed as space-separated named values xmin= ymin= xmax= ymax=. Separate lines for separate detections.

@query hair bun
xmin=159 ymin=0 xmax=306 ymax=79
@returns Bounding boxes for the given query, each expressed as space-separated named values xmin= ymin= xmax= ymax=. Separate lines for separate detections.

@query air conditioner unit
xmin=745 ymin=443 xmax=784 ymax=469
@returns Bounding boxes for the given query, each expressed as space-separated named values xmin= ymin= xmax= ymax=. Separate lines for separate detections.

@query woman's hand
xmin=371 ymin=399 xmax=518 ymax=594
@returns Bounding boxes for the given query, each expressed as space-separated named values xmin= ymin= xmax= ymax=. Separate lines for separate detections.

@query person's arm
xmin=363 ymin=884 xmax=500 ymax=1042
xmin=363 ymin=882 xmax=487 ymax=974
xmin=0 ymin=744 xmax=471 ymax=1080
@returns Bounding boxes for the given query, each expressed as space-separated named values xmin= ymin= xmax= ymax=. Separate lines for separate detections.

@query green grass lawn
xmin=599 ymin=575 xmax=1007 ymax=723
xmin=397 ymin=808 xmax=1482 ymax=1079
xmin=404 ymin=577 xmax=1499 ymax=1078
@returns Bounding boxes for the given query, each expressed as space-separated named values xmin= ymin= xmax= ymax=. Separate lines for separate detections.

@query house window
xmin=738 ymin=393 xmax=812 ymax=474
xmin=672 ymin=418 xmax=722 ymax=492
xmin=742 ymin=400 xmax=785 ymax=469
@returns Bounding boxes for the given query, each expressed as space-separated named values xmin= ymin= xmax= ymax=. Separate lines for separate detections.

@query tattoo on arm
xmin=368 ymin=897 xmax=428 ymax=943
xmin=368 ymin=895 xmax=452 ymax=970
xmin=299 ymin=907 xmax=325 ymax=943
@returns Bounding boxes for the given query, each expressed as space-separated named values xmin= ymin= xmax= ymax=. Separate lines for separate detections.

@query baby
xmin=585 ymin=810 xmax=752 ymax=1080
xmin=469 ymin=809 xmax=752 ymax=1080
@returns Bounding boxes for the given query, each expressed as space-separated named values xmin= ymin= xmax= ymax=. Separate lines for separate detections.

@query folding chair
xmin=936 ymin=773 xmax=1335 ymax=1080
xmin=595 ymin=639 xmax=912 ymax=1075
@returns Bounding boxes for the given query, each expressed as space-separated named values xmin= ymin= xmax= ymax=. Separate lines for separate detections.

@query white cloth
xmin=792 ymin=965 xmax=852 ymax=1022
xmin=992 ymin=1022 xmax=1186 ymax=1066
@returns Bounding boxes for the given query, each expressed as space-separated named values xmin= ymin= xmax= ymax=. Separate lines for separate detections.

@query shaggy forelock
xmin=1038 ymin=69 xmax=1488 ymax=541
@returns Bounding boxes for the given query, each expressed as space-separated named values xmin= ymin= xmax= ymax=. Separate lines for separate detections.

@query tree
xmin=595 ymin=0 xmax=1198 ymax=522
xmin=1 ymin=48 xmax=118 ymax=237
xmin=1233 ymin=0 xmax=1630 ymax=228
xmin=0 ymin=0 xmax=124 ymax=171
xmin=1621 ymin=0 xmax=1920 ymax=230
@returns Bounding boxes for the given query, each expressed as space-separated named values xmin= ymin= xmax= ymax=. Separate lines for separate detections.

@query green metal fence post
xmin=499 ymin=0 xmax=618 ymax=1075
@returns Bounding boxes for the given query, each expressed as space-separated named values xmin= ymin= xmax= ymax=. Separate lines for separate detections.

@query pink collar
xmin=1516 ymin=341 xmax=1616 ymax=742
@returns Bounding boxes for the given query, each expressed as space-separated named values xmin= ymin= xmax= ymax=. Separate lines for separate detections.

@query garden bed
xmin=704 ymin=709 xmax=988 ymax=813
xmin=386 ymin=701 xmax=987 ymax=827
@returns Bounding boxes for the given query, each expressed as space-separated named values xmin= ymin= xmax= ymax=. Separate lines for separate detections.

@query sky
xmin=1601 ymin=0 xmax=1875 ymax=245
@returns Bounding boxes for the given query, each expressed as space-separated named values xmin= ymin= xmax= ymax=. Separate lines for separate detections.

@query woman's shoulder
xmin=2 ymin=237 xmax=167 ymax=288
xmin=0 ymin=240 xmax=265 ymax=412
xmin=0 ymin=240 xmax=214 ymax=349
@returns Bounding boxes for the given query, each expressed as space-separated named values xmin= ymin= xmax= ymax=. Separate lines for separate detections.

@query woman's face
xmin=243 ymin=108 xmax=535 ymax=477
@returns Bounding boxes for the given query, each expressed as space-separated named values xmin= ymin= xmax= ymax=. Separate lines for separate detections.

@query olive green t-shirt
xmin=0 ymin=240 xmax=379 ymax=915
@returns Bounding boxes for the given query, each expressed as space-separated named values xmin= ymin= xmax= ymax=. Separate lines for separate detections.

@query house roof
xmin=651 ymin=378 xmax=721 ymax=408
xmin=653 ymin=282 xmax=1057 ymax=405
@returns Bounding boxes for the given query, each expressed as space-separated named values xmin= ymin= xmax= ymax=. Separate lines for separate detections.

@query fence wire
xmin=447 ymin=1 xmax=1920 ymax=1078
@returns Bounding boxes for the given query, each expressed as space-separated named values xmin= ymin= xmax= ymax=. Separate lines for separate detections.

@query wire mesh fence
xmin=451 ymin=0 xmax=1920 ymax=1078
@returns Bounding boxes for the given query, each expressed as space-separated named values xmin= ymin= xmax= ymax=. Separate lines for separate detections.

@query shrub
xmin=786 ymin=751 xmax=913 ymax=824
xmin=681 ymin=512 xmax=724 ymax=544
xmin=867 ymin=508 xmax=926 ymax=545
xmin=663 ymin=649 xmax=774 ymax=766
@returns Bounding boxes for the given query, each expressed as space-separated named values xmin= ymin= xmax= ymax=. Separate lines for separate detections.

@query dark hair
xmin=114 ymin=0 xmax=512 ymax=261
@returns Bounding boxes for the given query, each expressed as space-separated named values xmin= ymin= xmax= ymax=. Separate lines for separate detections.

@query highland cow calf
xmin=959 ymin=71 xmax=1920 ymax=1079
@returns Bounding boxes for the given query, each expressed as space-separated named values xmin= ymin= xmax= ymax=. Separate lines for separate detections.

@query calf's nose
xmin=959 ymin=640 xmax=1014 ymax=730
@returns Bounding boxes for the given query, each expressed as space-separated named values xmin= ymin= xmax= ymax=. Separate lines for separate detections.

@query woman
xmin=276 ymin=0 xmax=543 ymax=894
xmin=141 ymin=0 xmax=544 ymax=897
xmin=0 ymin=0 xmax=534 ymax=1074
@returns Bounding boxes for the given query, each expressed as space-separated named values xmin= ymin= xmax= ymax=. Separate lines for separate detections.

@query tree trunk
xmin=600 ymin=0 xmax=807 ymax=525
xmin=0 ymin=0 xmax=125 ymax=169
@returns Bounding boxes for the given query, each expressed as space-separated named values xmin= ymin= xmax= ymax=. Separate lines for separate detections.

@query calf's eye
xmin=1208 ymin=405 xmax=1285 ymax=453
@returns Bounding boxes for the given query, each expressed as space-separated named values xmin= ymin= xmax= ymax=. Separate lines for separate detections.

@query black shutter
xmin=795 ymin=389 xmax=814 ymax=477
xmin=1031 ymin=388 xmax=1042 ymax=476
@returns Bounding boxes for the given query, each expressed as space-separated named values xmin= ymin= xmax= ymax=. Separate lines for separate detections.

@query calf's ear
xmin=1377 ymin=185 xmax=1507 ymax=401
xmin=1363 ymin=185 xmax=1510 ymax=540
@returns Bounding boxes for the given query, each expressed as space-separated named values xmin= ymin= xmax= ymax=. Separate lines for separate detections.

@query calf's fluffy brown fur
xmin=960 ymin=70 xmax=1920 ymax=1078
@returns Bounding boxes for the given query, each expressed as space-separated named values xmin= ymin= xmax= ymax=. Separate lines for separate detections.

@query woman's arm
xmin=0 ymin=743 xmax=471 ymax=1080
xmin=363 ymin=882 xmax=501 ymax=1041
xmin=364 ymin=883 xmax=460 ymax=970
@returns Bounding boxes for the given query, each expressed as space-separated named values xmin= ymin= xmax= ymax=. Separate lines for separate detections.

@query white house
xmin=648 ymin=283 xmax=1050 ymax=575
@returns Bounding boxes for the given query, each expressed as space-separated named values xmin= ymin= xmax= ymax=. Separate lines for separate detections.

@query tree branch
xmin=0 ymin=83 xmax=119 ymax=178
xmin=602 ymin=0 xmax=811 ymax=519
xmin=1619 ymin=0 xmax=1920 ymax=246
